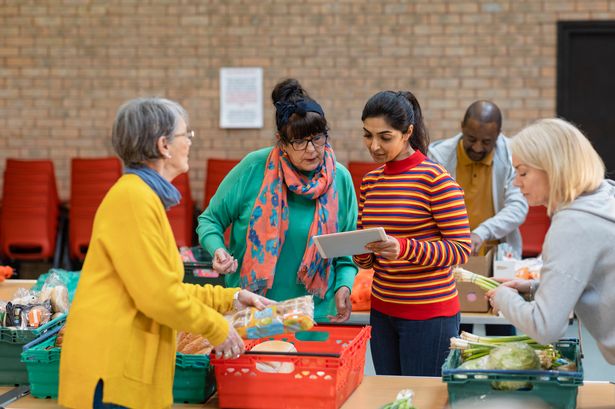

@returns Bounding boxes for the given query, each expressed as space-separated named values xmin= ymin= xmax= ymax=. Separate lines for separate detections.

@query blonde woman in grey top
xmin=486 ymin=118 xmax=615 ymax=365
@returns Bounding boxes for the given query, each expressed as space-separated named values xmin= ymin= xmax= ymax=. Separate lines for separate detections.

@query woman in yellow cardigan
xmin=58 ymin=97 xmax=271 ymax=409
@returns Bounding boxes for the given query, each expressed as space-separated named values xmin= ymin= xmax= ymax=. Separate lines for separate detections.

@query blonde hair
xmin=510 ymin=118 xmax=605 ymax=215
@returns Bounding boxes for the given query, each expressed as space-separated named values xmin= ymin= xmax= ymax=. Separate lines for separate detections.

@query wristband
xmin=528 ymin=280 xmax=536 ymax=302
xmin=232 ymin=290 xmax=241 ymax=311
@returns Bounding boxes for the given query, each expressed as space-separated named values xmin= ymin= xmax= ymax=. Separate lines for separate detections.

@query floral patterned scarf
xmin=240 ymin=145 xmax=338 ymax=298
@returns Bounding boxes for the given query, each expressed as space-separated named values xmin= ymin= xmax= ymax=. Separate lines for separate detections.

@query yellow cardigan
xmin=59 ymin=174 xmax=237 ymax=409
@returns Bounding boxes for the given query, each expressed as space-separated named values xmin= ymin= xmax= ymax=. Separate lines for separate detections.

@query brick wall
xmin=1 ymin=0 xmax=614 ymax=205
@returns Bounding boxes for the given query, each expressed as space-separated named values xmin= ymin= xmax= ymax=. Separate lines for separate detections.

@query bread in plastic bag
xmin=229 ymin=295 xmax=315 ymax=339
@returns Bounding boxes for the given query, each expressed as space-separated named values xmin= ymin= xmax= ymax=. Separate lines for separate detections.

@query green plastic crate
xmin=0 ymin=269 xmax=78 ymax=385
xmin=0 ymin=314 xmax=65 ymax=386
xmin=21 ymin=335 xmax=216 ymax=403
xmin=21 ymin=336 xmax=59 ymax=398
xmin=442 ymin=339 xmax=583 ymax=409
xmin=173 ymin=352 xmax=216 ymax=403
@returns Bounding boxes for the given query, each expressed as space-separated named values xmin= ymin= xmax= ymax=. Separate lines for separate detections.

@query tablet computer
xmin=312 ymin=227 xmax=387 ymax=259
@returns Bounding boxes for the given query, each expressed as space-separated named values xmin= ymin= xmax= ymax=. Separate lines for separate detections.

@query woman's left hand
xmin=328 ymin=286 xmax=351 ymax=323
xmin=234 ymin=289 xmax=276 ymax=311
xmin=365 ymin=235 xmax=400 ymax=260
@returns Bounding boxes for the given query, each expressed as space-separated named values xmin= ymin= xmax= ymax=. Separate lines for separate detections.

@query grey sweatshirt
xmin=493 ymin=179 xmax=615 ymax=364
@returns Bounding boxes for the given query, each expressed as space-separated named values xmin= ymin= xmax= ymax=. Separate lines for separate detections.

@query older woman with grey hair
xmin=58 ymin=97 xmax=272 ymax=408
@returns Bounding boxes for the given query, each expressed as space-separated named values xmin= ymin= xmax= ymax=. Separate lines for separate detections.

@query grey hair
xmin=111 ymin=97 xmax=189 ymax=167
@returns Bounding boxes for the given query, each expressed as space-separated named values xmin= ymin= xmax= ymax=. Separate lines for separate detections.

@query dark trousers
xmin=369 ymin=309 xmax=460 ymax=377
xmin=93 ymin=379 xmax=128 ymax=409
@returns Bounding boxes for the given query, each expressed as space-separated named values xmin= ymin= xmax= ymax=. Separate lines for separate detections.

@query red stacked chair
xmin=0 ymin=159 xmax=60 ymax=261
xmin=69 ymin=157 xmax=122 ymax=261
xmin=347 ymin=161 xmax=380 ymax=202
xmin=168 ymin=172 xmax=195 ymax=247
xmin=203 ymin=158 xmax=241 ymax=246
xmin=203 ymin=158 xmax=241 ymax=210
xmin=519 ymin=205 xmax=551 ymax=258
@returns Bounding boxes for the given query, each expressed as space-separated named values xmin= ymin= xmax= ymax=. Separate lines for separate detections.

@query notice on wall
xmin=219 ymin=67 xmax=263 ymax=129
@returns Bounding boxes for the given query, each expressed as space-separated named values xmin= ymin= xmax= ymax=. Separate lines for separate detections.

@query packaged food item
xmin=26 ymin=304 xmax=52 ymax=328
xmin=229 ymin=295 xmax=315 ymax=339
xmin=4 ymin=302 xmax=24 ymax=328
xmin=176 ymin=332 xmax=214 ymax=355
xmin=50 ymin=285 xmax=69 ymax=313
xmin=11 ymin=288 xmax=38 ymax=306
xmin=250 ymin=340 xmax=297 ymax=373
xmin=0 ymin=300 xmax=6 ymax=325
xmin=51 ymin=312 xmax=64 ymax=321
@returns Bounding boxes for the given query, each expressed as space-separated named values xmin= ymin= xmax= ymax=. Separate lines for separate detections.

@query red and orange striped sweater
xmin=353 ymin=151 xmax=471 ymax=320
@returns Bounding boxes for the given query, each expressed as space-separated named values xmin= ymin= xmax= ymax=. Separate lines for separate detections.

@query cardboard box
xmin=493 ymin=243 xmax=520 ymax=279
xmin=457 ymin=249 xmax=494 ymax=313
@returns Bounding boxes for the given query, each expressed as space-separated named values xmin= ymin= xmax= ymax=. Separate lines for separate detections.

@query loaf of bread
xmin=251 ymin=340 xmax=297 ymax=373
xmin=176 ymin=332 xmax=214 ymax=355
xmin=50 ymin=286 xmax=69 ymax=314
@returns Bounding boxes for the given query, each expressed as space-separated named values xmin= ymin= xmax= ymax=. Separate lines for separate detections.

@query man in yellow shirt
xmin=429 ymin=100 xmax=527 ymax=256
xmin=428 ymin=100 xmax=528 ymax=335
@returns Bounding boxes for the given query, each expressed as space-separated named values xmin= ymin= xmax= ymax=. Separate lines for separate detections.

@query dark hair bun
xmin=271 ymin=78 xmax=310 ymax=104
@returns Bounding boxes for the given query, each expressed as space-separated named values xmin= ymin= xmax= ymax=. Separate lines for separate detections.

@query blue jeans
xmin=93 ymin=379 xmax=128 ymax=409
xmin=370 ymin=309 xmax=460 ymax=376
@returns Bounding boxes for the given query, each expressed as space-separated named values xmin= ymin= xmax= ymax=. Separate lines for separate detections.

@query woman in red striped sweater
xmin=354 ymin=91 xmax=472 ymax=376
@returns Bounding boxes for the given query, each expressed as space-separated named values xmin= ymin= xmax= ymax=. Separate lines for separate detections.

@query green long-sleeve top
xmin=197 ymin=147 xmax=358 ymax=321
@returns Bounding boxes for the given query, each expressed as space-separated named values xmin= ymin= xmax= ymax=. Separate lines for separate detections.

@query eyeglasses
xmin=289 ymin=133 xmax=328 ymax=151
xmin=174 ymin=130 xmax=195 ymax=141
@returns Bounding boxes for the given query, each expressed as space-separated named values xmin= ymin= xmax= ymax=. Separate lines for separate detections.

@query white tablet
xmin=312 ymin=227 xmax=387 ymax=259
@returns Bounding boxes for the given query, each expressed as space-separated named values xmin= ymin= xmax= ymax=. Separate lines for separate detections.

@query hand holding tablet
xmin=313 ymin=227 xmax=387 ymax=259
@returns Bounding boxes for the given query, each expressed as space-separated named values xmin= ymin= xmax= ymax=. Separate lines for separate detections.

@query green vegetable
xmin=381 ymin=389 xmax=417 ymax=409
xmin=487 ymin=342 xmax=541 ymax=390
xmin=453 ymin=267 xmax=500 ymax=291
xmin=458 ymin=355 xmax=489 ymax=370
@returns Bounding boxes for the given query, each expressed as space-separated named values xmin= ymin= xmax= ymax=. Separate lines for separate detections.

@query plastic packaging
xmin=229 ymin=295 xmax=315 ymax=339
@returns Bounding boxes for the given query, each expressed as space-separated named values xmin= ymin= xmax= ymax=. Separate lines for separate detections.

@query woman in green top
xmin=197 ymin=78 xmax=358 ymax=322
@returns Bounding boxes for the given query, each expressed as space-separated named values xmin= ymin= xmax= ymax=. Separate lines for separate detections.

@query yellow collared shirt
xmin=456 ymin=140 xmax=497 ymax=254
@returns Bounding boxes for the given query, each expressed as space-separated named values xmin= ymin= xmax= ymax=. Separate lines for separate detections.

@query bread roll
xmin=251 ymin=340 xmax=297 ymax=373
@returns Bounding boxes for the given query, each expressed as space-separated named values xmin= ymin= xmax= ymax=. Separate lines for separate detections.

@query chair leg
xmin=53 ymin=205 xmax=68 ymax=269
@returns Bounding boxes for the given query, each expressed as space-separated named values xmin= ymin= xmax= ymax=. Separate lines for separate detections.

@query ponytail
xmin=361 ymin=90 xmax=429 ymax=155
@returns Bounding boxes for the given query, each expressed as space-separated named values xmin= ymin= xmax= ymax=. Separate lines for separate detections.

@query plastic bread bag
xmin=229 ymin=295 xmax=315 ymax=339
xmin=11 ymin=288 xmax=38 ymax=306
xmin=50 ymin=285 xmax=69 ymax=313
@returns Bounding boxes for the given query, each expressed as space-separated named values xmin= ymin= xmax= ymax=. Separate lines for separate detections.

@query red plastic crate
xmin=211 ymin=324 xmax=371 ymax=409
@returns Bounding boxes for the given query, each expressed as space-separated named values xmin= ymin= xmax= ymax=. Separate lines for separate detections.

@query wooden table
xmin=0 ymin=279 xmax=36 ymax=299
xmin=2 ymin=376 xmax=614 ymax=408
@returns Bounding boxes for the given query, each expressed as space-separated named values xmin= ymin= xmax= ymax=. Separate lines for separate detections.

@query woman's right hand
xmin=213 ymin=325 xmax=245 ymax=360
xmin=213 ymin=248 xmax=238 ymax=274
xmin=499 ymin=278 xmax=532 ymax=294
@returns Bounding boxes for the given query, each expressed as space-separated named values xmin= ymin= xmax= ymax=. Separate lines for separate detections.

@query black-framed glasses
xmin=174 ymin=130 xmax=195 ymax=140
xmin=289 ymin=133 xmax=328 ymax=151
